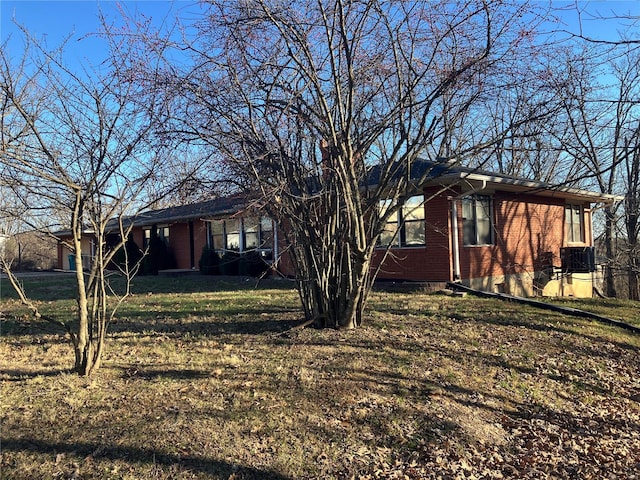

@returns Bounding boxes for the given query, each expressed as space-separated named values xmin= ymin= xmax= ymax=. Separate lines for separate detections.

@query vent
xmin=560 ymin=246 xmax=596 ymax=273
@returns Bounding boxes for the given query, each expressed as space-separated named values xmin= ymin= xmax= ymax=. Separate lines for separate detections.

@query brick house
xmin=56 ymin=194 xmax=282 ymax=274
xmin=56 ymin=161 xmax=618 ymax=298
xmin=372 ymin=162 xmax=618 ymax=297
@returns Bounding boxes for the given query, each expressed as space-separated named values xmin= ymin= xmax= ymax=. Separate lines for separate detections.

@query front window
xmin=243 ymin=217 xmax=260 ymax=250
xmin=260 ymin=217 xmax=275 ymax=261
xmin=207 ymin=217 xmax=275 ymax=259
xmin=143 ymin=226 xmax=170 ymax=248
xmin=158 ymin=226 xmax=170 ymax=246
xmin=462 ymin=195 xmax=492 ymax=246
xmin=209 ymin=220 xmax=225 ymax=250
xmin=378 ymin=195 xmax=425 ymax=247
xmin=225 ymin=219 xmax=241 ymax=251
xmin=565 ymin=204 xmax=584 ymax=243
xmin=143 ymin=228 xmax=151 ymax=249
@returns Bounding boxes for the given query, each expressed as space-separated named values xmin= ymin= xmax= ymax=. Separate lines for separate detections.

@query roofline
xmin=131 ymin=207 xmax=242 ymax=227
xmin=432 ymin=171 xmax=623 ymax=205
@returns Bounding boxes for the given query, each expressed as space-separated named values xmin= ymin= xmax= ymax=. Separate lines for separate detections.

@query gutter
xmin=434 ymin=172 xmax=623 ymax=205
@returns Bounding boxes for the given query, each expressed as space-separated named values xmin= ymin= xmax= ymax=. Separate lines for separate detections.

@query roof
xmin=58 ymin=161 xmax=620 ymax=238
xmin=130 ymin=194 xmax=249 ymax=227
xmin=368 ymin=159 xmax=622 ymax=205
xmin=432 ymin=163 xmax=621 ymax=204
xmin=55 ymin=194 xmax=251 ymax=236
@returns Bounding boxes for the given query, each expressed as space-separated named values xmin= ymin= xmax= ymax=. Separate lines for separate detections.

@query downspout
xmin=450 ymin=179 xmax=488 ymax=284
xmin=451 ymin=199 xmax=461 ymax=281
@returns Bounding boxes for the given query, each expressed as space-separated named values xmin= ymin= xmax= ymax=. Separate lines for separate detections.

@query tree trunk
xmin=629 ymin=260 xmax=640 ymax=301
xmin=604 ymin=206 xmax=617 ymax=298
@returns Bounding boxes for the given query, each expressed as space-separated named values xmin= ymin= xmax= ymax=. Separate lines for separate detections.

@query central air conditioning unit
xmin=560 ymin=246 xmax=596 ymax=273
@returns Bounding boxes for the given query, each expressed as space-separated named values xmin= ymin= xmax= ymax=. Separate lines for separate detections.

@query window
xmin=208 ymin=217 xmax=275 ymax=259
xmin=143 ymin=228 xmax=151 ymax=249
xmin=243 ymin=217 xmax=260 ymax=250
xmin=259 ymin=217 xmax=275 ymax=261
xmin=143 ymin=226 xmax=170 ymax=248
xmin=225 ymin=219 xmax=240 ymax=251
xmin=209 ymin=220 xmax=225 ymax=250
xmin=379 ymin=199 xmax=396 ymax=246
xmin=402 ymin=195 xmax=426 ymax=246
xmin=378 ymin=195 xmax=425 ymax=247
xmin=462 ymin=195 xmax=492 ymax=245
xmin=565 ymin=204 xmax=584 ymax=243
xmin=158 ymin=226 xmax=170 ymax=246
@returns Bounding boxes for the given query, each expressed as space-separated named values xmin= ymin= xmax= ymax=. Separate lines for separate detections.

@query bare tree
xmin=623 ymin=127 xmax=640 ymax=300
xmin=554 ymin=2 xmax=639 ymax=49
xmin=117 ymin=0 xmax=557 ymax=328
xmin=544 ymin=41 xmax=639 ymax=298
xmin=0 ymin=29 xmax=179 ymax=375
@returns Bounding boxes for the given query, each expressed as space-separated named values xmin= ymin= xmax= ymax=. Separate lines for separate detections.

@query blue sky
xmin=1 ymin=0 xmax=638 ymax=68
xmin=0 ymin=1 xmax=188 ymax=68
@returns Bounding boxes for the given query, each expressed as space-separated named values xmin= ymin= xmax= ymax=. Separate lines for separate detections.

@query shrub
xmin=239 ymin=250 xmax=270 ymax=277
xmin=219 ymin=251 xmax=240 ymax=276
xmin=142 ymin=232 xmax=176 ymax=275
xmin=199 ymin=245 xmax=220 ymax=275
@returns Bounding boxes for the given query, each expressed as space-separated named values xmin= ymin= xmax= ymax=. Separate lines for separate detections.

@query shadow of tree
xmin=0 ymin=437 xmax=291 ymax=480
xmin=0 ymin=369 xmax=74 ymax=381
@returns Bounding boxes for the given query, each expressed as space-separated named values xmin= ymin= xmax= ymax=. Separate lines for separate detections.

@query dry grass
xmin=1 ymin=274 xmax=639 ymax=479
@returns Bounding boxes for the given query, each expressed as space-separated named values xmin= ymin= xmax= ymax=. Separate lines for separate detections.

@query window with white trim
xmin=225 ymin=219 xmax=240 ymax=251
xmin=378 ymin=195 xmax=425 ymax=247
xmin=207 ymin=217 xmax=275 ymax=259
xmin=462 ymin=195 xmax=492 ymax=246
xmin=565 ymin=204 xmax=584 ymax=243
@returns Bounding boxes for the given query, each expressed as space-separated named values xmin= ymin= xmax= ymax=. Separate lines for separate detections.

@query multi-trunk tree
xmin=121 ymin=0 xmax=557 ymax=328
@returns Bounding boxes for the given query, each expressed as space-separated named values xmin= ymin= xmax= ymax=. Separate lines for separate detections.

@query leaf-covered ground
xmin=1 ymin=275 xmax=639 ymax=479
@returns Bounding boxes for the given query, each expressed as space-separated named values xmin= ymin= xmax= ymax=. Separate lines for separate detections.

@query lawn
xmin=1 ymin=274 xmax=639 ymax=479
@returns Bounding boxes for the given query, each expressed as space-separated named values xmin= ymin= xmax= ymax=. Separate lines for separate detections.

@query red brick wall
xmin=369 ymin=187 xmax=592 ymax=284
xmin=457 ymin=192 xmax=589 ymax=281
xmin=371 ymin=186 xmax=453 ymax=282
xmin=128 ymin=221 xmax=208 ymax=270
xmin=131 ymin=227 xmax=145 ymax=252
xmin=113 ymin=191 xmax=592 ymax=283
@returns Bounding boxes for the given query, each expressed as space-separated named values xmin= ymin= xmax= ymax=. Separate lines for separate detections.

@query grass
xmin=1 ymin=273 xmax=639 ymax=479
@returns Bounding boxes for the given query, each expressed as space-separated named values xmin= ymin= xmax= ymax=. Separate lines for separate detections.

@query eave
xmin=431 ymin=171 xmax=623 ymax=205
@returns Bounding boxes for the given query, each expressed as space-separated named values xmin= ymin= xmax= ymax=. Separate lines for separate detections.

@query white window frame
xmin=462 ymin=195 xmax=493 ymax=246
xmin=565 ymin=204 xmax=584 ymax=244
xmin=377 ymin=195 xmax=426 ymax=248
xmin=207 ymin=217 xmax=275 ymax=259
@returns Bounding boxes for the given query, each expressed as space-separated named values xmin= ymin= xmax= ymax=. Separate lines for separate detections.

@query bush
xmin=142 ymin=233 xmax=176 ymax=275
xmin=239 ymin=250 xmax=270 ymax=277
xmin=219 ymin=251 xmax=240 ymax=276
xmin=199 ymin=246 xmax=220 ymax=275
xmin=112 ymin=235 xmax=143 ymax=272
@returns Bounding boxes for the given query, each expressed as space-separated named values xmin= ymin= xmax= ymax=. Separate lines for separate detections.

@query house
xmin=55 ymin=161 xmax=619 ymax=298
xmin=56 ymin=194 xmax=283 ymax=274
xmin=370 ymin=161 xmax=619 ymax=298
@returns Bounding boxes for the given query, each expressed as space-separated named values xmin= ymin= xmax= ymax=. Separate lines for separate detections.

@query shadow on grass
xmin=110 ymin=317 xmax=303 ymax=337
xmin=1 ymin=274 xmax=293 ymax=302
xmin=462 ymin=311 xmax=640 ymax=354
xmin=0 ymin=437 xmax=291 ymax=480
xmin=0 ymin=369 xmax=74 ymax=381
xmin=119 ymin=366 xmax=213 ymax=381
